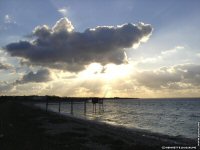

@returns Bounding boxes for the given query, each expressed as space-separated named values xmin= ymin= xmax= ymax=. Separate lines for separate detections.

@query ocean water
xmin=35 ymin=98 xmax=200 ymax=139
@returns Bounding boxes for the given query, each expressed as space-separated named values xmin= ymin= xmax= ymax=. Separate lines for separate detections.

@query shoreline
xmin=34 ymin=99 xmax=198 ymax=140
xmin=0 ymin=100 xmax=197 ymax=150
xmin=33 ymin=101 xmax=196 ymax=141
xmin=33 ymin=102 xmax=196 ymax=143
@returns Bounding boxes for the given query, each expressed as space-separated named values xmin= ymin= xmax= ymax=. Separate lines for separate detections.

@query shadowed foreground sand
xmin=0 ymin=100 xmax=197 ymax=150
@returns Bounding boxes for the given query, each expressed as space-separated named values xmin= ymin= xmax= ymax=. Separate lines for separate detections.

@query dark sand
xmin=0 ymin=100 xmax=197 ymax=150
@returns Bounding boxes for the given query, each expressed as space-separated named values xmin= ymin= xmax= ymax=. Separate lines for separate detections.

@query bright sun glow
xmin=79 ymin=63 xmax=132 ymax=80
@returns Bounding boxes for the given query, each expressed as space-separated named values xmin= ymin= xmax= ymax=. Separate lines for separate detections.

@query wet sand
xmin=0 ymin=100 xmax=197 ymax=150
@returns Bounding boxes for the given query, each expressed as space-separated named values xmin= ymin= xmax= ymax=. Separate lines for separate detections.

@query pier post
xmin=99 ymin=99 xmax=104 ymax=113
xmin=94 ymin=103 xmax=96 ymax=113
xmin=99 ymin=103 xmax=101 ymax=113
xmin=84 ymin=100 xmax=86 ymax=115
xmin=71 ymin=99 xmax=73 ymax=114
xmin=102 ymin=99 xmax=104 ymax=112
xmin=46 ymin=99 xmax=48 ymax=112
xmin=58 ymin=101 xmax=61 ymax=113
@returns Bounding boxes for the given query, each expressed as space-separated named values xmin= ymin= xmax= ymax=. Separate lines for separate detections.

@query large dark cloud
xmin=15 ymin=69 xmax=52 ymax=84
xmin=135 ymin=64 xmax=200 ymax=89
xmin=5 ymin=18 xmax=152 ymax=72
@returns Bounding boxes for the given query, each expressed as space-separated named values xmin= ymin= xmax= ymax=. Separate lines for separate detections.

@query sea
xmin=35 ymin=98 xmax=200 ymax=139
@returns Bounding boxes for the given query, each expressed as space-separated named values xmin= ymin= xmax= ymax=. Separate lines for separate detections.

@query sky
xmin=0 ymin=0 xmax=200 ymax=98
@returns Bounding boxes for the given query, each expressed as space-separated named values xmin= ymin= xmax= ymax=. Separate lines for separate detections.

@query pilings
xmin=58 ymin=101 xmax=61 ymax=113
xmin=99 ymin=99 xmax=104 ymax=112
xmin=46 ymin=99 xmax=48 ymax=112
xmin=45 ymin=97 xmax=104 ymax=115
xmin=92 ymin=98 xmax=104 ymax=113
xmin=84 ymin=100 xmax=87 ymax=114
xmin=70 ymin=99 xmax=73 ymax=114
xmin=92 ymin=103 xmax=96 ymax=113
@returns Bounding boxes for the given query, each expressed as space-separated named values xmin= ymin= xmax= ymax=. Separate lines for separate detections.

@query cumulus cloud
xmin=135 ymin=69 xmax=181 ymax=89
xmin=0 ymin=62 xmax=12 ymax=70
xmin=15 ymin=69 xmax=52 ymax=84
xmin=52 ymin=17 xmax=74 ymax=32
xmin=134 ymin=64 xmax=200 ymax=89
xmin=5 ymin=17 xmax=152 ymax=72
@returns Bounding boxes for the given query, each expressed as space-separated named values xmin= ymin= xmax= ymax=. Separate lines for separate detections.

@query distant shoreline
xmin=1 ymin=96 xmax=200 ymax=102
xmin=0 ymin=95 xmax=139 ymax=99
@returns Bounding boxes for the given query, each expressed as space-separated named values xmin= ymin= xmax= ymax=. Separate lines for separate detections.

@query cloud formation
xmin=0 ymin=82 xmax=13 ymax=94
xmin=0 ymin=62 xmax=12 ymax=70
xmin=5 ymin=17 xmax=152 ymax=72
xmin=15 ymin=69 xmax=52 ymax=84
xmin=135 ymin=64 xmax=200 ymax=89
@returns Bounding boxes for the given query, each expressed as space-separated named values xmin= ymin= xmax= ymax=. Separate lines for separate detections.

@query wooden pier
xmin=45 ymin=97 xmax=104 ymax=115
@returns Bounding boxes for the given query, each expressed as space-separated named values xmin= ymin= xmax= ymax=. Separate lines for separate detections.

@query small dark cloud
xmin=100 ymin=66 xmax=106 ymax=74
xmin=5 ymin=18 xmax=152 ymax=72
xmin=15 ymin=69 xmax=52 ymax=84
xmin=94 ymin=66 xmax=106 ymax=74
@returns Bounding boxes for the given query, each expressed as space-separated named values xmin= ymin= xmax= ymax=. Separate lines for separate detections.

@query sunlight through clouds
xmin=0 ymin=0 xmax=200 ymax=98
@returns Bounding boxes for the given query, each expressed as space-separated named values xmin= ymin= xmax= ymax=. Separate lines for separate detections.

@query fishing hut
xmin=91 ymin=98 xmax=104 ymax=113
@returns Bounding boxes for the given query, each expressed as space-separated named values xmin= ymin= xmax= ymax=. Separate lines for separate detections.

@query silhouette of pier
xmin=0 ymin=96 xmax=138 ymax=115
xmin=45 ymin=97 xmax=104 ymax=114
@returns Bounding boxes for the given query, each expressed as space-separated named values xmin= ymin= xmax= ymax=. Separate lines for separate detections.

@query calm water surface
xmin=35 ymin=98 xmax=200 ymax=139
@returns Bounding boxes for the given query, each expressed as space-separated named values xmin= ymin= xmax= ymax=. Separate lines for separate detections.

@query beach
xmin=0 ymin=100 xmax=197 ymax=150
